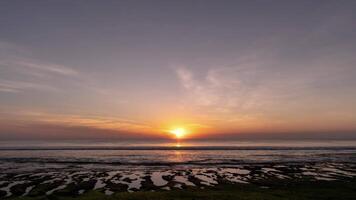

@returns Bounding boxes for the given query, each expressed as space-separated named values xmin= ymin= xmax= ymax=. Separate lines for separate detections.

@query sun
xmin=169 ymin=128 xmax=186 ymax=139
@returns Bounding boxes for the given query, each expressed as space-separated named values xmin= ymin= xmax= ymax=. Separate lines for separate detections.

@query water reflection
xmin=175 ymin=142 xmax=182 ymax=148
xmin=173 ymin=150 xmax=184 ymax=163
xmin=1 ymin=139 xmax=356 ymax=149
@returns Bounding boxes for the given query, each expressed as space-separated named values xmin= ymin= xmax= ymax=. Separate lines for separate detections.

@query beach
xmin=1 ymin=143 xmax=356 ymax=199
xmin=1 ymin=162 xmax=356 ymax=199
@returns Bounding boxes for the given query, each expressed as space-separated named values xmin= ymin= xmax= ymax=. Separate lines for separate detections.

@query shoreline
xmin=1 ymin=162 xmax=356 ymax=199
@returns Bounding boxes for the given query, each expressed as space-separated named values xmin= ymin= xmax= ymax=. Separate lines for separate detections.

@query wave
xmin=1 ymin=146 xmax=356 ymax=151
xmin=1 ymin=156 xmax=356 ymax=166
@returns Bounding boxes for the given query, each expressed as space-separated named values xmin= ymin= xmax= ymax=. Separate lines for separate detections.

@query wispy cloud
xmin=0 ymin=57 xmax=78 ymax=78
xmin=176 ymin=65 xmax=258 ymax=111
xmin=40 ymin=115 xmax=154 ymax=133
xmin=14 ymin=59 xmax=78 ymax=76
xmin=175 ymin=43 xmax=356 ymax=121
xmin=0 ymin=41 xmax=79 ymax=93
xmin=176 ymin=68 xmax=220 ymax=106
xmin=0 ymin=79 xmax=58 ymax=93
xmin=0 ymin=110 xmax=155 ymax=134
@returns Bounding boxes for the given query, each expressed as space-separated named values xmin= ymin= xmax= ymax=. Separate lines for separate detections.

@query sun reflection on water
xmin=175 ymin=142 xmax=181 ymax=147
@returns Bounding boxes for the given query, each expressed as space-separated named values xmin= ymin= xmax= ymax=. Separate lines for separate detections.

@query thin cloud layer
xmin=0 ymin=0 xmax=356 ymax=140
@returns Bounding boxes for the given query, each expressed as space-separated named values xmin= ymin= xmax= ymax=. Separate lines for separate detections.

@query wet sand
xmin=1 ymin=162 xmax=356 ymax=198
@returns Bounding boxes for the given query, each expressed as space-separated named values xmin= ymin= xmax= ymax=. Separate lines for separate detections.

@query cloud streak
xmin=0 ymin=110 xmax=158 ymax=138
xmin=13 ymin=59 xmax=78 ymax=76
xmin=175 ymin=41 xmax=356 ymax=130
xmin=0 ymin=79 xmax=58 ymax=93
xmin=0 ymin=41 xmax=82 ymax=95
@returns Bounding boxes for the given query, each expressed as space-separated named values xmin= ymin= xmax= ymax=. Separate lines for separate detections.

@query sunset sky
xmin=0 ymin=0 xmax=356 ymax=141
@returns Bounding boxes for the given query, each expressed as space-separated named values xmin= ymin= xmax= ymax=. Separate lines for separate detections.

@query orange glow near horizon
xmin=169 ymin=127 xmax=187 ymax=139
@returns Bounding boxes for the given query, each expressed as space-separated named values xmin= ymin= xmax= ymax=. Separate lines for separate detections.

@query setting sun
xmin=169 ymin=128 xmax=186 ymax=139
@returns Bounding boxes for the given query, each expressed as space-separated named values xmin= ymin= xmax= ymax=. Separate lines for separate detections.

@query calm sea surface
xmin=1 ymin=140 xmax=356 ymax=170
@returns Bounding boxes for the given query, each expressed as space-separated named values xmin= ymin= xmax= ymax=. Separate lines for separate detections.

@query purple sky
xmin=0 ymin=0 xmax=356 ymax=140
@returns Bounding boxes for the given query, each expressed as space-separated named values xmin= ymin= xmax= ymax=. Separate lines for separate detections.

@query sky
xmin=0 ymin=0 xmax=356 ymax=141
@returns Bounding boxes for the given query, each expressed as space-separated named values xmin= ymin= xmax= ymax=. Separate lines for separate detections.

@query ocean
xmin=1 ymin=139 xmax=356 ymax=197
xmin=1 ymin=139 xmax=356 ymax=172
